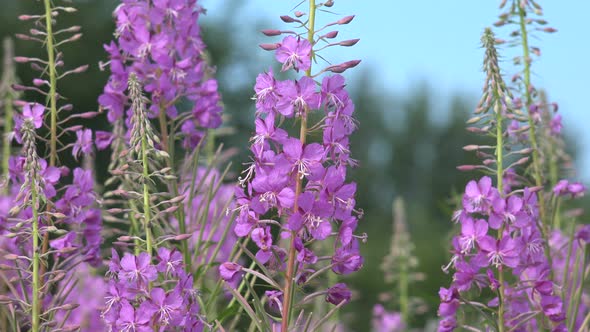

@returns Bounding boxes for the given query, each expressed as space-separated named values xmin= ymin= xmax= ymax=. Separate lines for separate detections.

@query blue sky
xmin=203 ymin=1 xmax=590 ymax=180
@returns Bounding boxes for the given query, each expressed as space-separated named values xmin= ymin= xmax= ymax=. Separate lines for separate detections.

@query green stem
xmin=43 ymin=0 xmax=58 ymax=167
xmin=141 ymin=131 xmax=152 ymax=258
xmin=568 ymin=246 xmax=587 ymax=331
xmin=517 ymin=7 xmax=556 ymax=284
xmin=206 ymin=129 xmax=215 ymax=164
xmin=158 ymin=111 xmax=191 ymax=272
xmin=495 ymin=99 xmax=506 ymax=332
xmin=562 ymin=219 xmax=576 ymax=304
xmin=281 ymin=2 xmax=316 ymax=330
xmin=517 ymin=6 xmax=546 ymax=228
xmin=40 ymin=0 xmax=59 ymax=290
xmin=31 ymin=178 xmax=40 ymax=332
xmin=128 ymin=200 xmax=141 ymax=256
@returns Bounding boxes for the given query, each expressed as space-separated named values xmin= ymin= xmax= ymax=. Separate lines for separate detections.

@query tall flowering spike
xmin=439 ymin=27 xmax=565 ymax=332
xmin=4 ymin=2 xmax=106 ymax=329
xmin=99 ymin=0 xmax=222 ymax=149
xmin=377 ymin=198 xmax=425 ymax=326
xmin=16 ymin=0 xmax=93 ymax=165
xmin=225 ymin=1 xmax=363 ymax=330
xmin=495 ymin=0 xmax=562 ymax=232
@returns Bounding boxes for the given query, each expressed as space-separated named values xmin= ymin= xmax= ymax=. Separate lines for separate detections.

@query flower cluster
xmin=440 ymin=176 xmax=565 ymax=330
xmin=99 ymin=0 xmax=222 ymax=148
xmin=103 ymin=249 xmax=205 ymax=331
xmin=224 ymin=2 xmax=363 ymax=329
xmin=234 ymin=42 xmax=363 ymax=278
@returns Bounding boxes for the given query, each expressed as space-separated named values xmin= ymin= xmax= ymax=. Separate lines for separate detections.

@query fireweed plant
xmin=217 ymin=0 xmax=365 ymax=330
xmin=0 ymin=1 xmax=104 ymax=331
xmin=372 ymin=198 xmax=426 ymax=331
xmin=3 ymin=0 xmax=589 ymax=331
xmin=438 ymin=1 xmax=588 ymax=331
xmin=97 ymin=0 xmax=242 ymax=331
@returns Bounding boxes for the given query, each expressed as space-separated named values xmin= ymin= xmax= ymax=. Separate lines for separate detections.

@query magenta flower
xmin=144 ymin=288 xmax=183 ymax=325
xmin=254 ymin=69 xmax=279 ymax=112
xmin=550 ymin=114 xmax=562 ymax=135
xmin=23 ymin=102 xmax=45 ymax=129
xmin=118 ymin=252 xmax=157 ymax=286
xmin=458 ymin=218 xmax=488 ymax=253
xmin=72 ymin=129 xmax=93 ymax=158
xmin=489 ymin=195 xmax=525 ymax=229
xmin=156 ymin=247 xmax=183 ymax=276
xmin=321 ymin=74 xmax=348 ymax=109
xmin=462 ymin=176 xmax=495 ymax=213
xmin=553 ymin=179 xmax=569 ymax=196
xmin=276 ymin=76 xmax=320 ymax=117
xmin=95 ymin=130 xmax=114 ymax=150
xmin=49 ymin=231 xmax=78 ymax=257
xmin=283 ymin=138 xmax=325 ymax=178
xmin=325 ymin=283 xmax=351 ymax=305
xmin=115 ymin=300 xmax=153 ymax=332
xmin=331 ymin=245 xmax=363 ymax=275
xmin=478 ymin=235 xmax=519 ymax=268
xmin=567 ymin=182 xmax=586 ymax=198
xmin=541 ymin=295 xmax=566 ymax=322
xmin=219 ymin=262 xmax=243 ymax=283
xmin=275 ymin=35 xmax=312 ymax=72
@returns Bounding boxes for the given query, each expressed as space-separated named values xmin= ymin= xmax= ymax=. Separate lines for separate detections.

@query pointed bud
xmin=339 ymin=39 xmax=360 ymax=47
xmin=33 ymin=79 xmax=49 ymax=87
xmin=543 ymin=27 xmax=557 ymax=33
xmin=337 ymin=15 xmax=355 ymax=25
xmin=77 ymin=112 xmax=99 ymax=119
xmin=323 ymin=31 xmax=339 ymax=39
xmin=462 ymin=145 xmax=480 ymax=151
xmin=261 ymin=29 xmax=282 ymax=36
xmin=280 ymin=15 xmax=297 ymax=23
xmin=457 ymin=165 xmax=478 ymax=171
xmin=259 ymin=43 xmax=280 ymax=51
xmin=71 ymin=64 xmax=89 ymax=73
xmin=515 ymin=156 xmax=530 ymax=165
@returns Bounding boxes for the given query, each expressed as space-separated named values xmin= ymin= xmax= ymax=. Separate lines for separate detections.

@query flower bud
xmin=259 ymin=43 xmax=280 ymax=51
xmin=261 ymin=29 xmax=282 ymax=36
xmin=337 ymin=15 xmax=355 ymax=25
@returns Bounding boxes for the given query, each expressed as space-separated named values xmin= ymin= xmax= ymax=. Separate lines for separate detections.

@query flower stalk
xmin=281 ymin=1 xmax=316 ymax=329
xmin=43 ymin=0 xmax=58 ymax=167
xmin=517 ymin=5 xmax=547 ymax=230
xmin=20 ymin=119 xmax=43 ymax=331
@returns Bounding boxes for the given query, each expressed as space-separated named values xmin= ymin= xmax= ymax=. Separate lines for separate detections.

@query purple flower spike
xmin=72 ymin=129 xmax=93 ymax=158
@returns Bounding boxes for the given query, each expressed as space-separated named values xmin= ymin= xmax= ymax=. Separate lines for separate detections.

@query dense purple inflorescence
xmin=99 ymin=0 xmax=222 ymax=149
